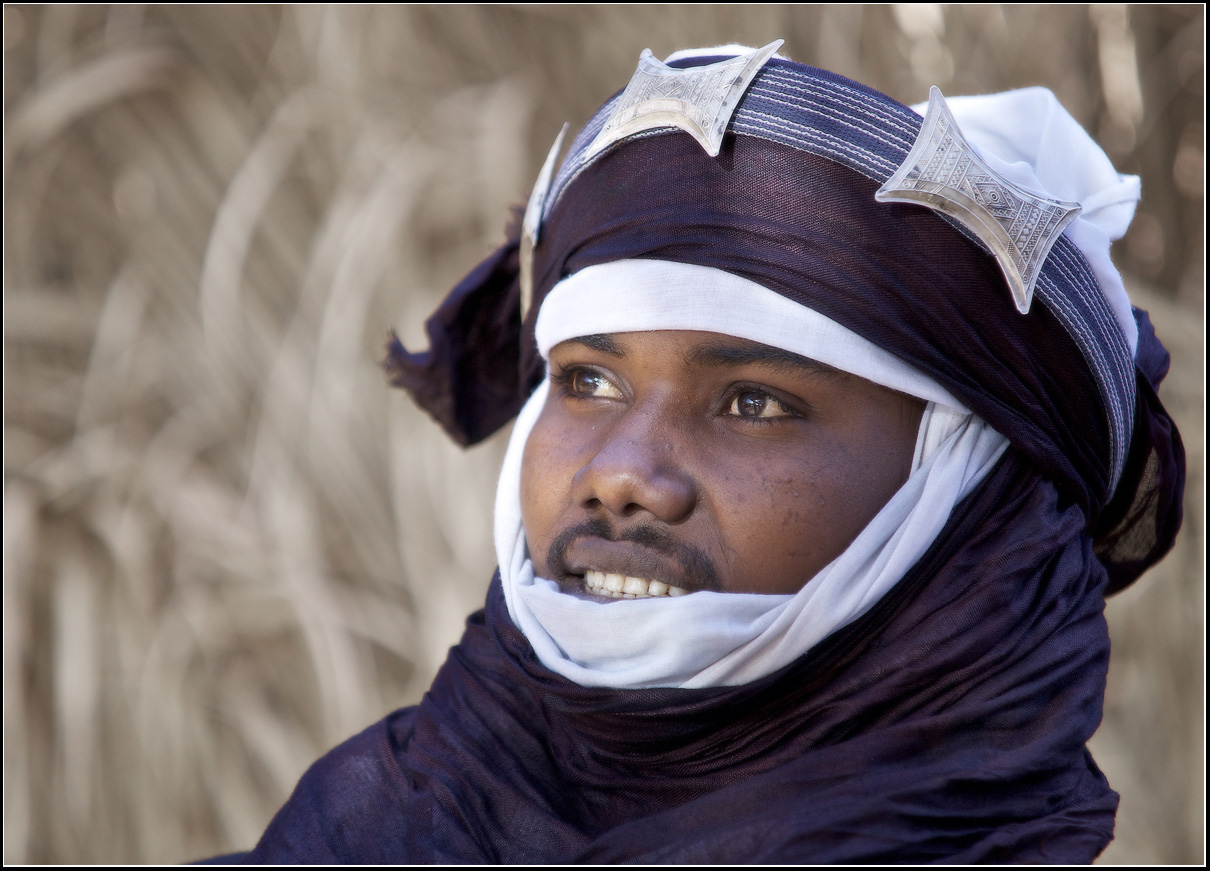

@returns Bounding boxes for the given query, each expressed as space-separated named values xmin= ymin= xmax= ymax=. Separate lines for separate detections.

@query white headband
xmin=535 ymin=259 xmax=966 ymax=411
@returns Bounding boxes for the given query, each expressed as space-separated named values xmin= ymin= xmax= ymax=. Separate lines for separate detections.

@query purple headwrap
xmin=387 ymin=54 xmax=1182 ymax=593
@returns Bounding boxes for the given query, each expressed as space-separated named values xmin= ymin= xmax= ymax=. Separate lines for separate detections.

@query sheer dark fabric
xmin=1092 ymin=308 xmax=1185 ymax=592
xmin=222 ymin=450 xmax=1118 ymax=864
xmin=384 ymin=236 xmax=523 ymax=447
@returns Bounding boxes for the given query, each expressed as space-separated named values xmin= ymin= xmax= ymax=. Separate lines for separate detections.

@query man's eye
xmin=569 ymin=369 xmax=623 ymax=399
xmin=729 ymin=390 xmax=793 ymax=419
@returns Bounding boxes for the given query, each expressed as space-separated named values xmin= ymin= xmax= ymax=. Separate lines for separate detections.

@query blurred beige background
xmin=3 ymin=5 xmax=1203 ymax=864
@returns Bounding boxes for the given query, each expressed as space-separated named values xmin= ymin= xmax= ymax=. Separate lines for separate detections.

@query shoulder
xmin=241 ymin=707 xmax=420 ymax=864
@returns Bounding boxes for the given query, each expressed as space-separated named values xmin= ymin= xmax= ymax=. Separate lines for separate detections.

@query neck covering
xmin=242 ymin=448 xmax=1121 ymax=862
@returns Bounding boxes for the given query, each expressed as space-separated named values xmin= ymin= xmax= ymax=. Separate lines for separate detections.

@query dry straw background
xmin=2 ymin=5 xmax=1203 ymax=864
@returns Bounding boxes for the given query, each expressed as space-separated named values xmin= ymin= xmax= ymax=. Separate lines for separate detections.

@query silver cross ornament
xmin=520 ymin=41 xmax=783 ymax=320
xmin=584 ymin=40 xmax=784 ymax=160
xmin=876 ymin=87 xmax=1082 ymax=314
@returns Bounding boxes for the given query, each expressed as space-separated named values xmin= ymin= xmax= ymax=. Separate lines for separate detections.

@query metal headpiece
xmin=876 ymin=87 xmax=1081 ymax=314
xmin=520 ymin=123 xmax=568 ymax=322
xmin=584 ymin=40 xmax=784 ymax=160
xmin=521 ymin=42 xmax=783 ymax=320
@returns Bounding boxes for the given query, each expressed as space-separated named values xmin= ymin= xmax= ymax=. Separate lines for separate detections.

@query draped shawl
xmin=234 ymin=449 xmax=1117 ymax=863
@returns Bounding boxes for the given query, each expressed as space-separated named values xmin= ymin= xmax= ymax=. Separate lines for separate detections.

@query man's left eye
xmin=729 ymin=390 xmax=793 ymax=419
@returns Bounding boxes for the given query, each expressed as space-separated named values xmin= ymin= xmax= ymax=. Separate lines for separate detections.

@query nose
xmin=570 ymin=408 xmax=698 ymax=524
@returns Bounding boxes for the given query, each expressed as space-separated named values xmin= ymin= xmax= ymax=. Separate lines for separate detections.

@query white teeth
xmin=583 ymin=570 xmax=690 ymax=599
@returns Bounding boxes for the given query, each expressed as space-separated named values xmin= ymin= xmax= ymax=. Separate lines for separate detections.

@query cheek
xmin=712 ymin=427 xmax=912 ymax=594
xmin=791 ymin=408 xmax=919 ymax=551
xmin=703 ymin=448 xmax=838 ymax=593
xmin=519 ymin=408 xmax=578 ymax=576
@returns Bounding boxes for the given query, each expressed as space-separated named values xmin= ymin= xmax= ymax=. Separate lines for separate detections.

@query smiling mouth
xmin=582 ymin=569 xmax=691 ymax=599
xmin=545 ymin=520 xmax=721 ymax=598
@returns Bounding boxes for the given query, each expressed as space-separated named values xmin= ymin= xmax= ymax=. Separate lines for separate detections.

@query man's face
xmin=521 ymin=330 xmax=924 ymax=598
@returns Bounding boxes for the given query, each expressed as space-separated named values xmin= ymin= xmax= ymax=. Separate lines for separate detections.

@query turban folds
xmin=387 ymin=54 xmax=1183 ymax=593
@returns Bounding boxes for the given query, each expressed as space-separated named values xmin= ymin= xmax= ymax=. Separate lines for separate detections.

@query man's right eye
xmin=561 ymin=368 xmax=623 ymax=399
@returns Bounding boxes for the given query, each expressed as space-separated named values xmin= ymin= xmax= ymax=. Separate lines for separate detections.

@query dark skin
xmin=520 ymin=330 xmax=925 ymax=598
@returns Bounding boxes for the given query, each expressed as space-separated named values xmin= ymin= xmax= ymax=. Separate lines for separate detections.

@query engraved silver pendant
xmin=584 ymin=40 xmax=784 ymax=161
xmin=876 ymin=87 xmax=1081 ymax=314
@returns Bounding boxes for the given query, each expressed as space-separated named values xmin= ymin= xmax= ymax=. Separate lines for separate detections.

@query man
xmin=226 ymin=43 xmax=1184 ymax=863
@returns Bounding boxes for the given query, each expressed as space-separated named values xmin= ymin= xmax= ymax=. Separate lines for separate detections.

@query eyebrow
xmin=565 ymin=334 xmax=626 ymax=357
xmin=562 ymin=334 xmax=845 ymax=379
xmin=684 ymin=339 xmax=845 ymax=379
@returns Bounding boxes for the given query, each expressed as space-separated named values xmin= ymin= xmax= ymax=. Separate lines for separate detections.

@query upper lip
xmin=562 ymin=536 xmax=699 ymax=591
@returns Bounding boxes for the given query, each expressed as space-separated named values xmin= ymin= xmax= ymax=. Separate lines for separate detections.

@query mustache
xmin=545 ymin=518 xmax=722 ymax=592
